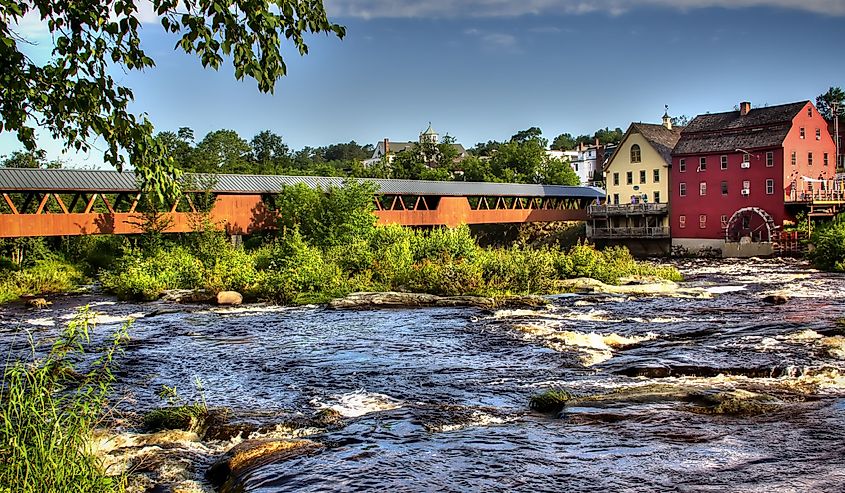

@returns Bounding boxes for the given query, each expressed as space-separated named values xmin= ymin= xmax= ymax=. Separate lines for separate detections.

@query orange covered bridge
xmin=0 ymin=169 xmax=604 ymax=238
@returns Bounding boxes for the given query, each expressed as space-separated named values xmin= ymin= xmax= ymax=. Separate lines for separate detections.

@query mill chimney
xmin=740 ymin=101 xmax=751 ymax=116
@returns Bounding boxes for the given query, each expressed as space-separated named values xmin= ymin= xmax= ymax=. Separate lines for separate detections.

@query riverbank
xmin=1 ymin=226 xmax=682 ymax=307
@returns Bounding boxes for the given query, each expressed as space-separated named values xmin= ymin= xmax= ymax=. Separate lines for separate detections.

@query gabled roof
xmin=630 ymin=123 xmax=684 ymax=164
xmin=376 ymin=141 xmax=415 ymax=156
xmin=674 ymin=101 xmax=809 ymax=155
xmin=605 ymin=122 xmax=682 ymax=171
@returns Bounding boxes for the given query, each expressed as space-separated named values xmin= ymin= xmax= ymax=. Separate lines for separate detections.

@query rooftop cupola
xmin=420 ymin=122 xmax=439 ymax=144
xmin=662 ymin=105 xmax=672 ymax=130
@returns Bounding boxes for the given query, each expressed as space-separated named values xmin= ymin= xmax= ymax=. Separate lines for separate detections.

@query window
xmin=639 ymin=170 xmax=646 ymax=184
xmin=699 ymin=182 xmax=707 ymax=196
xmin=816 ymin=128 xmax=821 ymax=140
xmin=742 ymin=153 xmax=751 ymax=165
xmin=742 ymin=216 xmax=750 ymax=229
xmin=679 ymin=215 xmax=686 ymax=228
xmin=574 ymin=163 xmax=579 ymax=172
xmin=766 ymin=151 xmax=774 ymax=167
xmin=679 ymin=158 xmax=686 ymax=172
xmin=653 ymin=191 xmax=660 ymax=203
xmin=791 ymin=151 xmax=797 ymax=166
xmin=800 ymin=127 xmax=805 ymax=139
xmin=631 ymin=144 xmax=641 ymax=163
xmin=824 ymin=153 xmax=829 ymax=166
xmin=721 ymin=181 xmax=728 ymax=195
xmin=721 ymin=155 xmax=728 ymax=169
xmin=626 ymin=171 xmax=633 ymax=185
xmin=613 ymin=172 xmax=619 ymax=186
xmin=720 ymin=215 xmax=729 ymax=229
xmin=679 ymin=182 xmax=687 ymax=197
xmin=699 ymin=157 xmax=707 ymax=171
xmin=699 ymin=214 xmax=707 ymax=229
xmin=808 ymin=107 xmax=813 ymax=118
xmin=808 ymin=152 xmax=813 ymax=166
xmin=766 ymin=179 xmax=775 ymax=195
xmin=743 ymin=180 xmax=750 ymax=191
xmin=613 ymin=193 xmax=619 ymax=205
xmin=653 ymin=169 xmax=660 ymax=183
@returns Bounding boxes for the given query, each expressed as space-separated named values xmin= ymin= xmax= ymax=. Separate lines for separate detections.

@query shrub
xmin=0 ymin=259 xmax=85 ymax=303
xmin=810 ymin=214 xmax=845 ymax=271
xmin=0 ymin=307 xmax=129 ymax=492
xmin=101 ymin=247 xmax=203 ymax=300
xmin=405 ymin=258 xmax=484 ymax=296
xmin=410 ymin=225 xmax=477 ymax=262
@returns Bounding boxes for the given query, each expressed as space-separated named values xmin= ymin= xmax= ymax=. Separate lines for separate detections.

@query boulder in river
xmin=25 ymin=297 xmax=51 ymax=309
xmin=554 ymin=277 xmax=711 ymax=298
xmin=206 ymin=439 xmax=322 ymax=487
xmin=328 ymin=291 xmax=549 ymax=310
xmin=216 ymin=291 xmax=243 ymax=306
xmin=762 ymin=292 xmax=789 ymax=305
xmin=159 ymin=289 xmax=215 ymax=303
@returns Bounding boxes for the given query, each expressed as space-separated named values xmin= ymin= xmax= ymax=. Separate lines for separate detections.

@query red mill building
xmin=670 ymin=100 xmax=839 ymax=256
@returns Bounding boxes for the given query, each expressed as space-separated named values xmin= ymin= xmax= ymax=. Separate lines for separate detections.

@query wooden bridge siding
xmin=0 ymin=194 xmax=587 ymax=238
xmin=375 ymin=197 xmax=588 ymax=227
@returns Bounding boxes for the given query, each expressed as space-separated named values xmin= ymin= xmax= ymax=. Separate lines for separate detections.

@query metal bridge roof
xmin=0 ymin=168 xmax=604 ymax=198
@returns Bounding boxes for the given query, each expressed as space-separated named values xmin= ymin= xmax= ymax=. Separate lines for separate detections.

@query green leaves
xmin=1 ymin=0 xmax=344 ymax=199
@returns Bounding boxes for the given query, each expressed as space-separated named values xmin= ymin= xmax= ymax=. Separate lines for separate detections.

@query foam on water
xmin=314 ymin=390 xmax=403 ymax=418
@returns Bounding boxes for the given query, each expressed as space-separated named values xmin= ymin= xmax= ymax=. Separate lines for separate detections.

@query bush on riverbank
xmin=0 ymin=259 xmax=85 ymax=303
xmin=0 ymin=307 xmax=128 ymax=492
xmin=809 ymin=214 xmax=845 ymax=272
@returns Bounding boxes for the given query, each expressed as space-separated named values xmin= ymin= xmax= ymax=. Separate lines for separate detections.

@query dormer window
xmin=630 ymin=144 xmax=641 ymax=163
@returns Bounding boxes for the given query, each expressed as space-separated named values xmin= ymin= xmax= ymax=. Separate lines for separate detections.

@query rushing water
xmin=1 ymin=258 xmax=844 ymax=492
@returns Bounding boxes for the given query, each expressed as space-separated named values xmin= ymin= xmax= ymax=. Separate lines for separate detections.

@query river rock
xmin=216 ymin=291 xmax=243 ymax=306
xmin=159 ymin=289 xmax=215 ymax=303
xmin=328 ymin=291 xmax=548 ymax=310
xmin=206 ymin=439 xmax=322 ymax=487
xmin=555 ymin=277 xmax=711 ymax=298
xmin=25 ymin=297 xmax=51 ymax=308
xmin=762 ymin=293 xmax=789 ymax=305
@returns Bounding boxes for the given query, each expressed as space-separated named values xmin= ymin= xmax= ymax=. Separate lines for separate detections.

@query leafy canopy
xmin=0 ymin=0 xmax=345 ymax=197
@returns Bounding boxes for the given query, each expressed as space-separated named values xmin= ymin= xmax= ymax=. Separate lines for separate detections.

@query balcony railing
xmin=588 ymin=203 xmax=669 ymax=216
xmin=587 ymin=226 xmax=671 ymax=239
xmin=785 ymin=190 xmax=845 ymax=203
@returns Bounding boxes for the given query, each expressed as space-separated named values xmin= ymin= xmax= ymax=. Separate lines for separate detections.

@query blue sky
xmin=4 ymin=0 xmax=845 ymax=167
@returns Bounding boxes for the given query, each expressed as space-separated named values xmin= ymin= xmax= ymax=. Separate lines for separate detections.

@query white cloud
xmin=465 ymin=28 xmax=520 ymax=52
xmin=323 ymin=0 xmax=845 ymax=18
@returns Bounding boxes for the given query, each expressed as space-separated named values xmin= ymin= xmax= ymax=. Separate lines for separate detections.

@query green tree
xmin=594 ymin=127 xmax=624 ymax=145
xmin=193 ymin=130 xmax=251 ymax=174
xmin=551 ymin=133 xmax=576 ymax=151
xmin=816 ymin=86 xmax=844 ymax=123
xmin=0 ymin=150 xmax=62 ymax=169
xmin=250 ymin=130 xmax=291 ymax=174
xmin=1 ymin=0 xmax=345 ymax=197
xmin=510 ymin=127 xmax=544 ymax=145
xmin=155 ymin=130 xmax=194 ymax=171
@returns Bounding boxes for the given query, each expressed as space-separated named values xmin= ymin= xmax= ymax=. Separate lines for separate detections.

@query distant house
xmin=364 ymin=124 xmax=468 ymax=166
xmin=587 ymin=112 xmax=682 ymax=254
xmin=567 ymin=140 xmax=615 ymax=186
xmin=670 ymin=100 xmax=838 ymax=256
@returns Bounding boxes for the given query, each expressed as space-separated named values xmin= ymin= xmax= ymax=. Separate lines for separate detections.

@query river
xmin=1 ymin=258 xmax=844 ymax=492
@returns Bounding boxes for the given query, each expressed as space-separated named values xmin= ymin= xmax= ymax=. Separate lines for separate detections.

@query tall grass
xmin=0 ymin=259 xmax=85 ymax=303
xmin=0 ymin=307 xmax=129 ymax=492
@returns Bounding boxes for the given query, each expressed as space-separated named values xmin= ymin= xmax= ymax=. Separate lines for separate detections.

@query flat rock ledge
xmin=206 ymin=439 xmax=322 ymax=488
xmin=328 ymin=291 xmax=550 ymax=310
xmin=554 ymin=277 xmax=712 ymax=298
